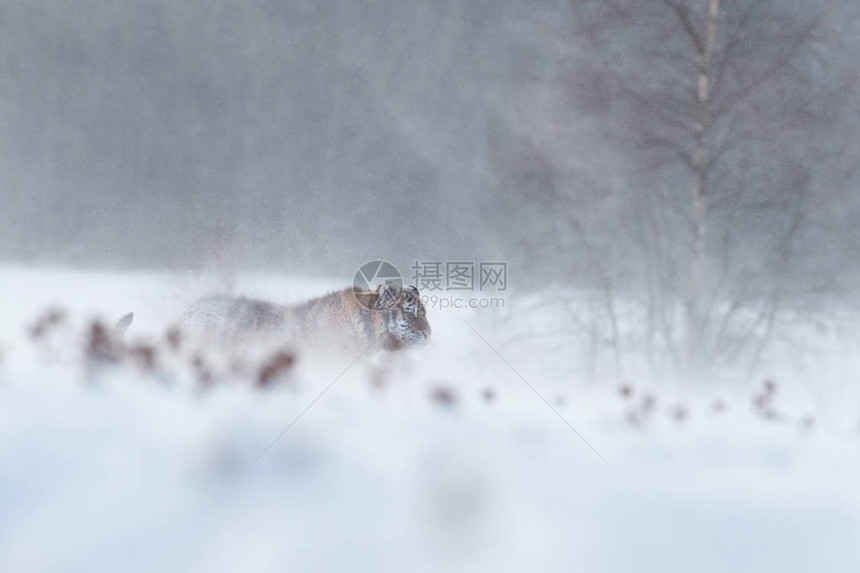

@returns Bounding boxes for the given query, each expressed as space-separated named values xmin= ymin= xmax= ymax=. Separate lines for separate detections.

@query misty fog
xmin=3 ymin=1 xmax=858 ymax=298
xmin=2 ymin=0 xmax=546 ymax=273
xmin=2 ymin=1 xmax=857 ymax=298
xmin=2 ymin=1 xmax=860 ymax=572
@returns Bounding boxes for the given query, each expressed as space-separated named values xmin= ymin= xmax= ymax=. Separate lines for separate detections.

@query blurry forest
xmin=1 ymin=0 xmax=859 ymax=370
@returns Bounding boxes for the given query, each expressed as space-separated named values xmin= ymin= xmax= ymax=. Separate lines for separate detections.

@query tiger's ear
xmin=405 ymin=284 xmax=419 ymax=295
xmin=376 ymin=282 xmax=402 ymax=309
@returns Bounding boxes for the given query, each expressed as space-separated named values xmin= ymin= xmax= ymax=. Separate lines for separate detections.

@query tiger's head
xmin=371 ymin=282 xmax=431 ymax=349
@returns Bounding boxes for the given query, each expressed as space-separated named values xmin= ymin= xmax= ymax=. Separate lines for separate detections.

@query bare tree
xmin=507 ymin=0 xmax=860 ymax=374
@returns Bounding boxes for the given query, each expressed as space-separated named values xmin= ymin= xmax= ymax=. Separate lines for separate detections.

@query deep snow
xmin=1 ymin=266 xmax=859 ymax=573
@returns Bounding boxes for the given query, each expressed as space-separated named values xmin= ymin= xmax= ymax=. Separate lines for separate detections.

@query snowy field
xmin=2 ymin=266 xmax=860 ymax=573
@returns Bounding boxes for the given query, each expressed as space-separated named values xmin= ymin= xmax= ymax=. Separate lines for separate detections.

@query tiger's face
xmin=375 ymin=282 xmax=431 ymax=349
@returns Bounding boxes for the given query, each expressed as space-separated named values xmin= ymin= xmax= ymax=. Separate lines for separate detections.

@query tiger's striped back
xmin=180 ymin=282 xmax=431 ymax=352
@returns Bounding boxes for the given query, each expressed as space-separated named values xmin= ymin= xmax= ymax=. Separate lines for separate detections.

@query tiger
xmin=180 ymin=281 xmax=431 ymax=352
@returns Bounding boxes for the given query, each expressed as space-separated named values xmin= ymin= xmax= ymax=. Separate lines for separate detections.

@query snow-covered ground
xmin=1 ymin=266 xmax=860 ymax=573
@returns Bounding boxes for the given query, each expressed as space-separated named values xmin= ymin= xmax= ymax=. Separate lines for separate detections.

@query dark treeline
xmin=1 ymin=0 xmax=858 ymax=313
xmin=1 ymin=0 xmax=542 ymax=276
